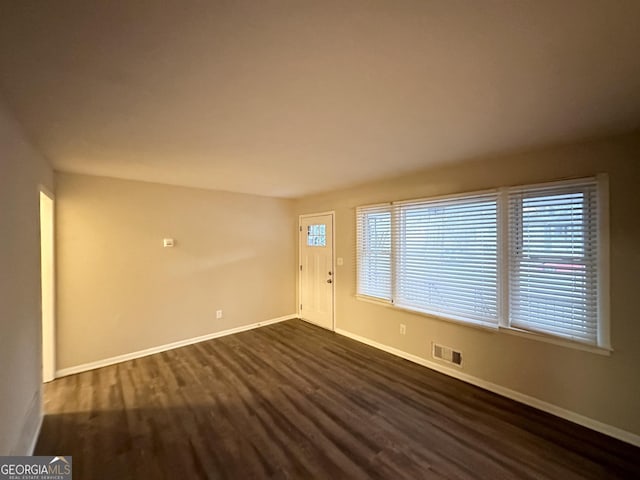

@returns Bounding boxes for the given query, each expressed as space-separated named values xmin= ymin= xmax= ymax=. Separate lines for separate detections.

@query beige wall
xmin=295 ymin=132 xmax=640 ymax=438
xmin=56 ymin=173 xmax=296 ymax=370
xmin=0 ymin=101 xmax=53 ymax=454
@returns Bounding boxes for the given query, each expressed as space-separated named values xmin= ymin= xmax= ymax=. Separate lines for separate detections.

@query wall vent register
xmin=432 ymin=342 xmax=463 ymax=367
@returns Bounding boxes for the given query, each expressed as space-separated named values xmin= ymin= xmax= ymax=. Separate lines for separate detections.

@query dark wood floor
xmin=36 ymin=319 xmax=639 ymax=479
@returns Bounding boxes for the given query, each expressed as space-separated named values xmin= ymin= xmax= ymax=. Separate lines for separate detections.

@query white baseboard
xmin=11 ymin=389 xmax=43 ymax=455
xmin=56 ymin=314 xmax=297 ymax=378
xmin=335 ymin=328 xmax=640 ymax=448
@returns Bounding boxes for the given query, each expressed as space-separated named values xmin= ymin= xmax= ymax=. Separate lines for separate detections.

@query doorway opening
xmin=39 ymin=189 xmax=55 ymax=383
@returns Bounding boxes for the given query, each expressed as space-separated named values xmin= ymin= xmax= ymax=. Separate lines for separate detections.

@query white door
xmin=299 ymin=213 xmax=334 ymax=330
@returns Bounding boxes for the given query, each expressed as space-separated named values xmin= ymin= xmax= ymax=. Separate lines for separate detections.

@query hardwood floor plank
xmin=36 ymin=319 xmax=640 ymax=479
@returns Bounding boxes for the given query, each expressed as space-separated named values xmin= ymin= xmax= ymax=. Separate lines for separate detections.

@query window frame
xmin=356 ymin=204 xmax=394 ymax=303
xmin=355 ymin=175 xmax=610 ymax=353
xmin=392 ymin=192 xmax=500 ymax=329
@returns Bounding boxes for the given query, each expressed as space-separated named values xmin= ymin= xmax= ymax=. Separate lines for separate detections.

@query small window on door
xmin=307 ymin=224 xmax=326 ymax=247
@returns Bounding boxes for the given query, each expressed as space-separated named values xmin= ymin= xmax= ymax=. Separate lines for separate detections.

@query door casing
xmin=39 ymin=187 xmax=56 ymax=383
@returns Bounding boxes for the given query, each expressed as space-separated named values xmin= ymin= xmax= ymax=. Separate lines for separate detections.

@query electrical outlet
xmin=216 ymin=309 xmax=223 ymax=319
xmin=400 ymin=324 xmax=406 ymax=335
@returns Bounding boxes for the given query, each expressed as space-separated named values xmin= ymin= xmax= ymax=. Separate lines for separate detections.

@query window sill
xmin=354 ymin=295 xmax=612 ymax=356
xmin=500 ymin=327 xmax=612 ymax=356
xmin=355 ymin=295 xmax=499 ymax=332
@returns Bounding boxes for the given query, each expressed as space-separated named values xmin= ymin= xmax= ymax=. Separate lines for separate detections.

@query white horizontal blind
xmin=356 ymin=205 xmax=392 ymax=301
xmin=509 ymin=180 xmax=598 ymax=344
xmin=395 ymin=193 xmax=499 ymax=325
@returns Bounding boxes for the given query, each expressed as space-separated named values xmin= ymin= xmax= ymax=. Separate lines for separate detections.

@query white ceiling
xmin=1 ymin=1 xmax=639 ymax=198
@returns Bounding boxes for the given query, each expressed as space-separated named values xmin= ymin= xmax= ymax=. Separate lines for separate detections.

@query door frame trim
xmin=39 ymin=185 xmax=56 ymax=383
xmin=298 ymin=211 xmax=336 ymax=331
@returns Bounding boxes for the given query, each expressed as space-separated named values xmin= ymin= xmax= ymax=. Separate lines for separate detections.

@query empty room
xmin=1 ymin=1 xmax=640 ymax=478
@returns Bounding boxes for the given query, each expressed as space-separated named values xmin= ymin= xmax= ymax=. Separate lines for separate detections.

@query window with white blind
xmin=508 ymin=180 xmax=601 ymax=345
xmin=356 ymin=205 xmax=392 ymax=301
xmin=394 ymin=194 xmax=498 ymax=327
xmin=355 ymin=177 xmax=608 ymax=349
